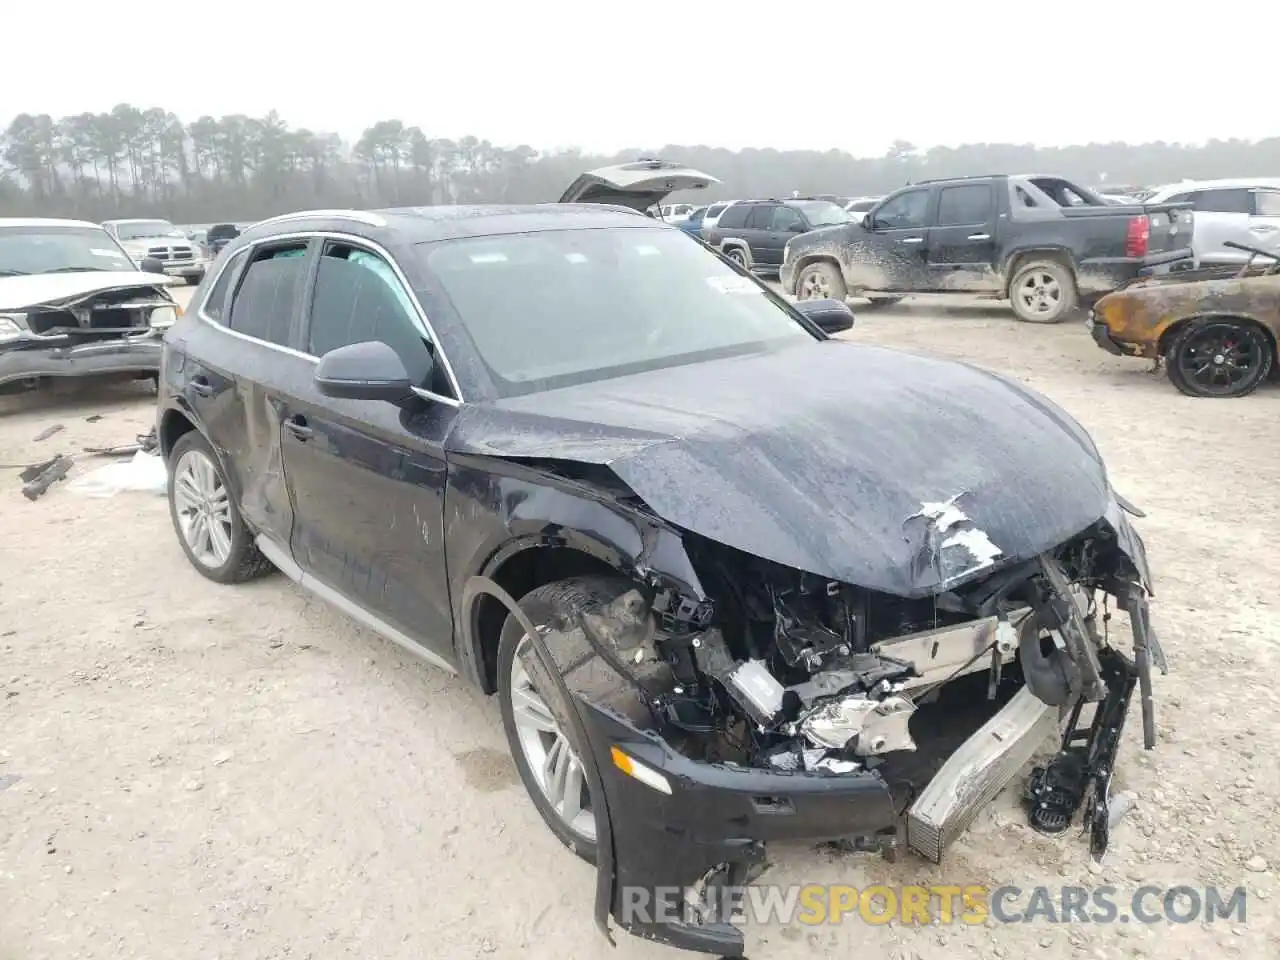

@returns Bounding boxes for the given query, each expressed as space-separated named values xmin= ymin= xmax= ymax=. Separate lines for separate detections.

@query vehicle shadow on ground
xmin=0 ymin=378 xmax=157 ymax=419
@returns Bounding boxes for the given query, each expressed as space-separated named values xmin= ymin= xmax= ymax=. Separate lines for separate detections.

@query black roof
xmin=240 ymin=203 xmax=653 ymax=245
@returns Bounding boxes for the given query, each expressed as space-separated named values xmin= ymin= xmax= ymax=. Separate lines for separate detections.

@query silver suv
xmin=103 ymin=218 xmax=210 ymax=284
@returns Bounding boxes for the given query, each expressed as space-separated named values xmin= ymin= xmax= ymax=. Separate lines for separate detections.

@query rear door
xmin=1248 ymin=188 xmax=1280 ymax=257
xmin=755 ymin=203 xmax=807 ymax=267
xmin=281 ymin=238 xmax=457 ymax=660
xmin=1179 ymin=188 xmax=1253 ymax=263
xmin=926 ymin=181 xmax=1000 ymax=291
xmin=861 ymin=186 xmax=936 ymax=290
xmin=177 ymin=239 xmax=314 ymax=552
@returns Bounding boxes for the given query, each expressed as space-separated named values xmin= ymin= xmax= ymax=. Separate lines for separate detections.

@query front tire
xmin=167 ymin=431 xmax=274 ymax=583
xmin=1009 ymin=259 xmax=1078 ymax=324
xmin=724 ymin=246 xmax=749 ymax=269
xmin=498 ymin=576 xmax=636 ymax=865
xmin=796 ymin=261 xmax=847 ymax=301
xmin=1164 ymin=318 xmax=1274 ymax=398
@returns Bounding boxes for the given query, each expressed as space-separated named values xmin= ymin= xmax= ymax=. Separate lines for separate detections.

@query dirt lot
xmin=2 ymin=290 xmax=1278 ymax=960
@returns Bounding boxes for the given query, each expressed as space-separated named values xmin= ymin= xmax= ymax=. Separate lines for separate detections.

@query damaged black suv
xmin=156 ymin=162 xmax=1165 ymax=958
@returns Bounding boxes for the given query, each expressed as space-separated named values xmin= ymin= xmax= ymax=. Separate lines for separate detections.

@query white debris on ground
xmin=0 ymin=293 xmax=1277 ymax=960
xmin=66 ymin=450 xmax=167 ymax=498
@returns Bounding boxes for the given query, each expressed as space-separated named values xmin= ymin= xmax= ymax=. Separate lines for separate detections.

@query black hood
xmin=445 ymin=341 xmax=1116 ymax=597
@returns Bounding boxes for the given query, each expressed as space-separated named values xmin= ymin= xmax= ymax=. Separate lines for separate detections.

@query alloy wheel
xmin=508 ymin=636 xmax=597 ymax=842
xmin=172 ymin=449 xmax=233 ymax=568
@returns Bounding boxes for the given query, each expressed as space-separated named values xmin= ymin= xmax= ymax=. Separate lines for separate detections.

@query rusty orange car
xmin=1088 ymin=241 xmax=1280 ymax=398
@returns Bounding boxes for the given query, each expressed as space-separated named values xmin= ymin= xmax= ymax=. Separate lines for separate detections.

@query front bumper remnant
xmin=0 ymin=333 xmax=163 ymax=387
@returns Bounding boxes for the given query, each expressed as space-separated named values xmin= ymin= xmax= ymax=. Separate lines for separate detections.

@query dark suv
xmin=154 ymin=167 xmax=1159 ymax=957
xmin=701 ymin=198 xmax=851 ymax=275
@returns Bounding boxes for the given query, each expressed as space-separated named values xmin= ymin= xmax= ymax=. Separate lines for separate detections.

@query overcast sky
xmin=4 ymin=0 xmax=1271 ymax=156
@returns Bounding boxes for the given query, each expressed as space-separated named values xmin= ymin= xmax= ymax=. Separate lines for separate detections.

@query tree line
xmin=3 ymin=104 xmax=1280 ymax=223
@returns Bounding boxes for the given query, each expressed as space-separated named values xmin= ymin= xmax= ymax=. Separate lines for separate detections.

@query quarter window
xmin=226 ymin=242 xmax=309 ymax=346
xmin=306 ymin=242 xmax=438 ymax=391
xmin=200 ymin=249 xmax=247 ymax=324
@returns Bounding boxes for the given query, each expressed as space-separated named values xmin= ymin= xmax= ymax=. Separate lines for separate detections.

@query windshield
xmin=114 ymin=220 xmax=183 ymax=241
xmin=0 ymin=225 xmax=135 ymax=277
xmin=423 ymin=227 xmax=816 ymax=396
xmin=791 ymin=200 xmax=851 ymax=226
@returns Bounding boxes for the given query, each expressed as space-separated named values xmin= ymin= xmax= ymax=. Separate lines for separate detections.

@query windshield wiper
xmin=42 ymin=266 xmax=119 ymax=273
xmin=0 ymin=268 xmax=30 ymax=277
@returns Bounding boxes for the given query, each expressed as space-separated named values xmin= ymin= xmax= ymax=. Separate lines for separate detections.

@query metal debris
xmin=21 ymin=454 xmax=73 ymax=501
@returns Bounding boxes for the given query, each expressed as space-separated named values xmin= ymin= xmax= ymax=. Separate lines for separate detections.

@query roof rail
xmin=252 ymin=208 xmax=387 ymax=228
xmin=912 ymin=173 xmax=1010 ymax=186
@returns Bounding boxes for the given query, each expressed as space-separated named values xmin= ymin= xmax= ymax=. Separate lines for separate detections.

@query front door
xmin=758 ymin=203 xmax=807 ymax=268
xmin=853 ymin=187 xmax=935 ymax=291
xmin=927 ymin=182 xmax=1000 ymax=292
xmin=281 ymin=239 xmax=456 ymax=660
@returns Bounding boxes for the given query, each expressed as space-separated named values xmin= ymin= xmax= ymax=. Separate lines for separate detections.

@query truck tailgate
xmin=1141 ymin=202 xmax=1195 ymax=256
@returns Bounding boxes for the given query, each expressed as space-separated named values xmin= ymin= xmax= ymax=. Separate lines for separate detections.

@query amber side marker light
xmin=611 ymin=746 xmax=673 ymax=795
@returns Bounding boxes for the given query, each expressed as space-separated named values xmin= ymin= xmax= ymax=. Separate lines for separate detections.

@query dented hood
xmin=446 ymin=341 xmax=1115 ymax=597
xmin=559 ymin=160 xmax=719 ymax=212
xmin=0 ymin=271 xmax=178 ymax=313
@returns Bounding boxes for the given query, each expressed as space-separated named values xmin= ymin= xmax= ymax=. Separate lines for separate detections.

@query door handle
xmin=900 ymin=236 xmax=924 ymax=244
xmin=190 ymin=376 xmax=214 ymax=397
xmin=284 ymin=416 xmax=313 ymax=441
xmin=967 ymin=233 xmax=991 ymax=240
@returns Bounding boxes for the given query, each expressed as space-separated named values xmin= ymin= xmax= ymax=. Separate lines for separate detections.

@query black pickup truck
xmin=778 ymin=174 xmax=1195 ymax=323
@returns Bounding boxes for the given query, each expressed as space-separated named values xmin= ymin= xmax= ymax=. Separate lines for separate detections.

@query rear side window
xmin=1190 ymin=189 xmax=1251 ymax=214
xmin=1254 ymin=190 xmax=1280 ymax=216
xmin=307 ymin=242 xmax=437 ymax=390
xmin=226 ymin=242 xmax=309 ymax=346
xmin=937 ymin=184 xmax=994 ymax=225
xmin=717 ymin=203 xmax=751 ymax=229
xmin=706 ymin=203 xmax=727 ymax=218
xmin=746 ymin=204 xmax=777 ymax=229
xmin=200 ymin=249 xmax=247 ymax=324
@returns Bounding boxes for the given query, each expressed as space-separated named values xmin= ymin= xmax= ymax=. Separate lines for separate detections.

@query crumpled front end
xmin=0 ymin=285 xmax=177 ymax=387
xmin=491 ymin=498 xmax=1163 ymax=955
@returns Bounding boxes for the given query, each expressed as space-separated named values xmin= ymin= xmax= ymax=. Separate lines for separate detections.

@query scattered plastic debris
xmin=21 ymin=454 xmax=73 ymax=501
xmin=66 ymin=450 xmax=167 ymax=498
xmin=32 ymin=423 xmax=64 ymax=442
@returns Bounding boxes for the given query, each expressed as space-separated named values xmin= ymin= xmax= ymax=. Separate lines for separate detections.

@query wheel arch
xmin=158 ymin=405 xmax=199 ymax=461
xmin=1158 ymin=311 xmax=1278 ymax=359
xmin=469 ymin=539 xmax=624 ymax=694
xmin=1003 ymin=247 xmax=1078 ymax=297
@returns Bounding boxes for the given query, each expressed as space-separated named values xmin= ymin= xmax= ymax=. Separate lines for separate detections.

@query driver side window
xmin=306 ymin=242 xmax=448 ymax=395
xmin=874 ymin=190 xmax=930 ymax=229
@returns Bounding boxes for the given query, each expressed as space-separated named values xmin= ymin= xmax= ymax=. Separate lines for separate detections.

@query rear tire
xmin=1009 ymin=259 xmax=1078 ymax=324
xmin=724 ymin=246 xmax=749 ymax=269
xmin=498 ymin=576 xmax=634 ymax=866
xmin=796 ymin=262 xmax=847 ymax=301
xmin=1164 ymin=318 xmax=1274 ymax=398
xmin=167 ymin=431 xmax=275 ymax=584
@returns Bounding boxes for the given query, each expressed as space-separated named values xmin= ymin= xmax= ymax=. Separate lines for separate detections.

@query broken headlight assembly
xmin=149 ymin=305 xmax=179 ymax=330
xmin=0 ymin=313 xmax=29 ymax=342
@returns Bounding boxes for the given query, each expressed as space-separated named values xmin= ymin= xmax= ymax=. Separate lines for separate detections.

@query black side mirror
xmin=794 ymin=297 xmax=855 ymax=335
xmin=314 ymin=341 xmax=419 ymax=404
xmin=140 ymin=257 xmax=166 ymax=274
xmin=789 ymin=222 xmax=808 ymax=233
xmin=861 ymin=214 xmax=873 ymax=230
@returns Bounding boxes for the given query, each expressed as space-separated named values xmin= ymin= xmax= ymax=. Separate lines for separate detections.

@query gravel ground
xmin=1 ymin=289 xmax=1277 ymax=960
